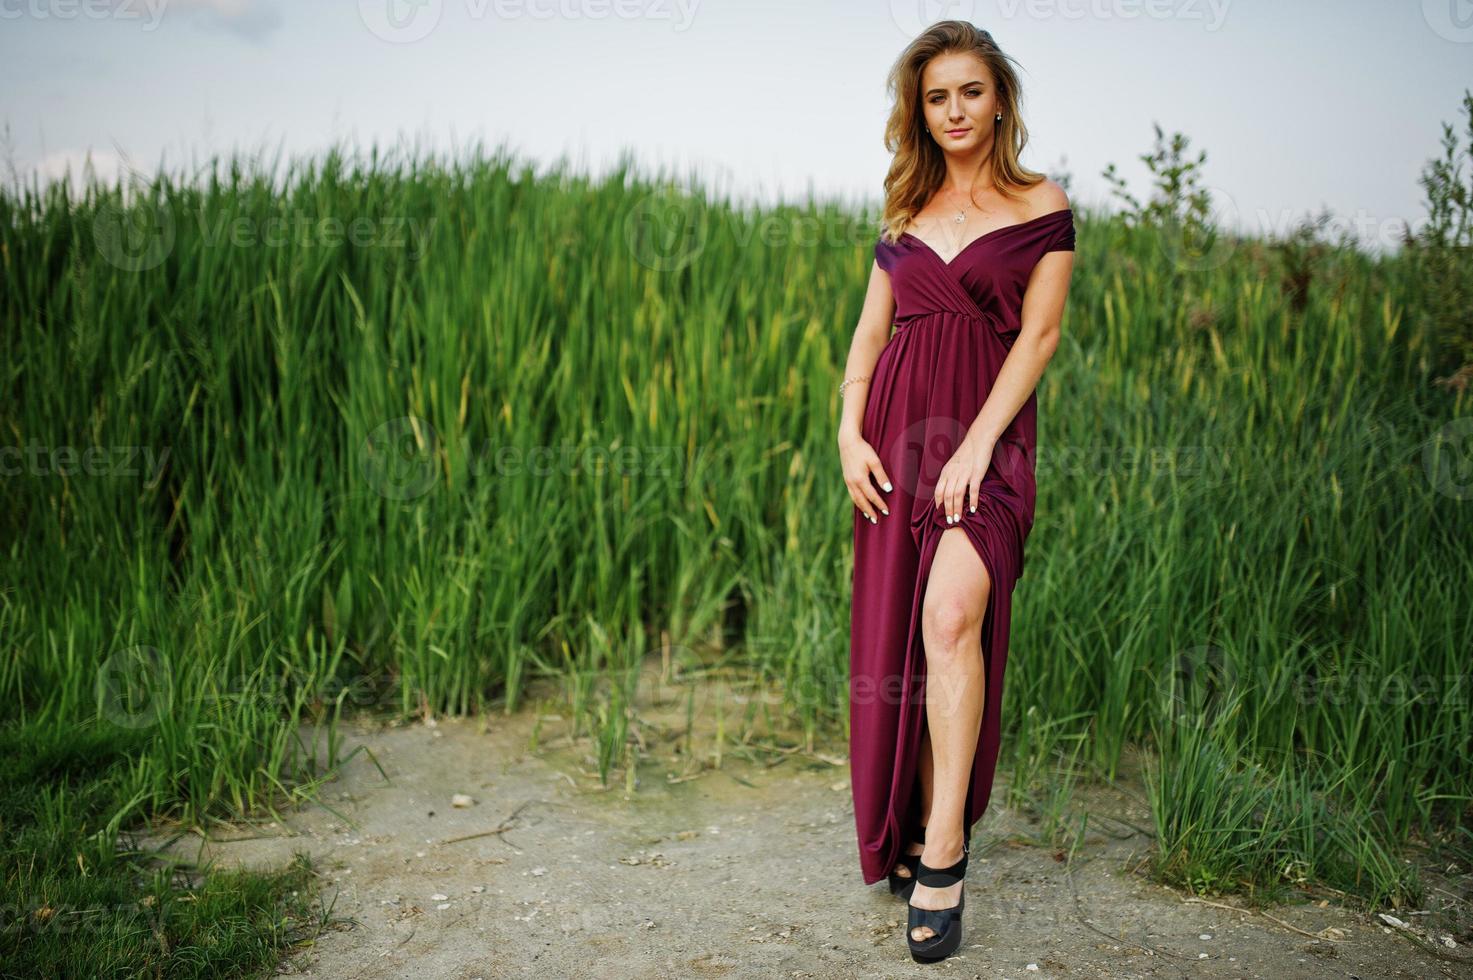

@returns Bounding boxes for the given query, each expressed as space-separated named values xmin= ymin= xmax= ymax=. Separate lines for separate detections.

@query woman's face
xmin=919 ymin=50 xmax=998 ymax=154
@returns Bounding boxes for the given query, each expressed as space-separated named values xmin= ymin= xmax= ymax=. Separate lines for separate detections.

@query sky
xmin=2 ymin=0 xmax=1470 ymax=253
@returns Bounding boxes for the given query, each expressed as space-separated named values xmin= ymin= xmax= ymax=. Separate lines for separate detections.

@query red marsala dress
xmin=848 ymin=207 xmax=1075 ymax=886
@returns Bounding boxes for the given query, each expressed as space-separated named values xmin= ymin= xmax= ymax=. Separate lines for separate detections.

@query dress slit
xmin=883 ymin=519 xmax=1000 ymax=883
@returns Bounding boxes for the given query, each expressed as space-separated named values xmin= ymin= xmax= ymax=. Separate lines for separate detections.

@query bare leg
xmin=908 ymin=527 xmax=989 ymax=943
xmin=919 ymin=720 xmax=935 ymax=824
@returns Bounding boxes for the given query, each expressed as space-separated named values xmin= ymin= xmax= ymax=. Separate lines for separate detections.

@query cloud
xmin=157 ymin=0 xmax=284 ymax=43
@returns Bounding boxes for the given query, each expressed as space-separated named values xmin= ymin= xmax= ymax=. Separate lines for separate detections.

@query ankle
xmin=920 ymin=830 xmax=966 ymax=866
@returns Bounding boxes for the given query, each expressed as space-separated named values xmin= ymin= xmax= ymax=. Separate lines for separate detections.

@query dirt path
xmin=140 ymin=677 xmax=1470 ymax=979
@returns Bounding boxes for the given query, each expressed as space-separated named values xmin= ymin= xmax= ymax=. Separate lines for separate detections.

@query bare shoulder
xmin=1028 ymin=178 xmax=1070 ymax=216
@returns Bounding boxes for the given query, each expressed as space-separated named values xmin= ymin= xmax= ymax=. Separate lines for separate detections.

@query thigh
xmin=920 ymin=528 xmax=992 ymax=715
xmin=921 ymin=527 xmax=992 ymax=638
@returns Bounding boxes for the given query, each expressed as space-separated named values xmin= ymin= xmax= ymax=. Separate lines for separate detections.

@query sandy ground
xmin=136 ymin=672 xmax=1472 ymax=979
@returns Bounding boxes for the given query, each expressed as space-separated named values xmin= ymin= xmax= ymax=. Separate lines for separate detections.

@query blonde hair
xmin=879 ymin=21 xmax=1047 ymax=244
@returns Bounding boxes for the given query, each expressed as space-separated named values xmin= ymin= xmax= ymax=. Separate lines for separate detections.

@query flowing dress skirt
xmin=848 ymin=306 xmax=1036 ymax=886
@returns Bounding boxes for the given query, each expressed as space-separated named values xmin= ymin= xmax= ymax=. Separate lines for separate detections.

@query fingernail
xmin=882 ymin=509 xmax=889 ymax=516
xmin=882 ymin=482 xmax=892 ymax=492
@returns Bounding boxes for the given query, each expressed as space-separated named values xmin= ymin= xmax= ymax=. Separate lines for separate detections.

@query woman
xmin=836 ymin=21 xmax=1076 ymax=963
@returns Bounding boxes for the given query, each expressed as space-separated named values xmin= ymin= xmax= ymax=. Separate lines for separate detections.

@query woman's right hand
xmin=838 ymin=431 xmax=893 ymax=524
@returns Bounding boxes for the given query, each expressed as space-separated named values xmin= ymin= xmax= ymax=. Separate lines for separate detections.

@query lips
xmin=946 ymin=129 xmax=971 ymax=136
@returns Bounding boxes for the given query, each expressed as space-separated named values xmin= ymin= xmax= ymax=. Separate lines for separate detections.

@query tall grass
xmin=1 ymin=127 xmax=1469 ymax=951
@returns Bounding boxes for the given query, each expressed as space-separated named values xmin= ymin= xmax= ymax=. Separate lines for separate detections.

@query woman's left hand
xmin=934 ymin=433 xmax=994 ymax=523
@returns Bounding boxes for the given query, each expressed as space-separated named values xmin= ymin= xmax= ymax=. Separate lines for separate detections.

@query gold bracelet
xmin=838 ymin=375 xmax=871 ymax=397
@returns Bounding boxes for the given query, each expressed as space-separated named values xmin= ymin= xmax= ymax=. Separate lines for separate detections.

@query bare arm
xmin=837 ymin=259 xmax=898 ymax=443
xmin=836 ymin=259 xmax=899 ymax=523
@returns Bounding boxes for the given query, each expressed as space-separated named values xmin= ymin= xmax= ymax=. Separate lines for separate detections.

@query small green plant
xmin=1102 ymin=123 xmax=1227 ymax=271
xmin=1408 ymin=88 xmax=1473 ymax=388
xmin=1102 ymin=123 xmax=1214 ymax=229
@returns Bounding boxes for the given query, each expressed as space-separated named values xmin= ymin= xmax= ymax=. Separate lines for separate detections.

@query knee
xmin=921 ymin=595 xmax=979 ymax=652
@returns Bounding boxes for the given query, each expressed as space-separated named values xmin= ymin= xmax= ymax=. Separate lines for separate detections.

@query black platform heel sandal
xmin=905 ymin=839 xmax=968 ymax=963
xmin=886 ymin=824 xmax=926 ymax=900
